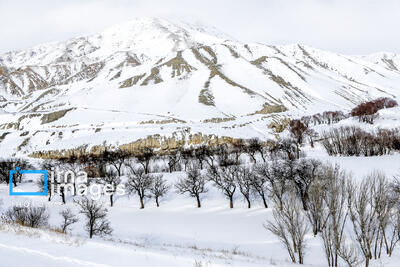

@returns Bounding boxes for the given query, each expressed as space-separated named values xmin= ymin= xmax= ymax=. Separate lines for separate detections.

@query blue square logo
xmin=9 ymin=167 xmax=48 ymax=196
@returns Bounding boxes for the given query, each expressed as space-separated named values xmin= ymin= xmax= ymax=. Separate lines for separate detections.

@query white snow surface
xmin=1 ymin=17 xmax=400 ymax=156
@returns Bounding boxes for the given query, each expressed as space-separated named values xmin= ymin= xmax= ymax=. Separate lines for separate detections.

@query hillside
xmin=1 ymin=17 xmax=400 ymax=157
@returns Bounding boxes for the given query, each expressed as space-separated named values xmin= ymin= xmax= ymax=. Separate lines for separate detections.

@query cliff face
xmin=29 ymin=132 xmax=249 ymax=159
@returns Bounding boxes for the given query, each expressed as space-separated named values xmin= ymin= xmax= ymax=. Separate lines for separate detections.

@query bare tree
xmin=236 ymin=166 xmax=254 ymax=208
xmin=231 ymin=139 xmax=246 ymax=164
xmin=289 ymin=120 xmax=308 ymax=159
xmin=305 ymin=128 xmax=318 ymax=148
xmin=255 ymin=161 xmax=290 ymax=211
xmin=347 ymin=176 xmax=380 ymax=267
xmin=320 ymin=165 xmax=350 ymax=267
xmin=338 ymin=241 xmax=363 ymax=267
xmin=136 ymin=147 xmax=155 ymax=174
xmin=265 ymin=193 xmax=309 ymax=264
xmin=206 ymin=165 xmax=237 ymax=208
xmin=36 ymin=172 xmax=52 ymax=202
xmin=165 ymin=149 xmax=181 ymax=173
xmin=126 ymin=167 xmax=153 ymax=209
xmin=194 ymin=145 xmax=207 ymax=169
xmin=4 ymin=205 xmax=49 ymax=228
xmin=175 ymin=163 xmax=207 ymax=208
xmin=101 ymin=149 xmax=129 ymax=176
xmin=180 ymin=147 xmax=194 ymax=171
xmin=75 ymin=197 xmax=112 ymax=238
xmin=101 ymin=168 xmax=122 ymax=207
xmin=245 ymin=138 xmax=266 ymax=163
xmin=150 ymin=174 xmax=170 ymax=207
xmin=251 ymin=164 xmax=270 ymax=208
xmin=370 ymin=172 xmax=397 ymax=258
xmin=0 ymin=158 xmax=32 ymax=186
xmin=291 ymin=159 xmax=322 ymax=211
xmin=59 ymin=208 xmax=78 ymax=233
xmin=306 ymin=178 xmax=326 ymax=236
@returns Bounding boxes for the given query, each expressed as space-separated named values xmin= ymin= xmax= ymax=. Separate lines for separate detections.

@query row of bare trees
xmin=322 ymin=126 xmax=400 ymax=156
xmin=299 ymin=97 xmax=397 ymax=127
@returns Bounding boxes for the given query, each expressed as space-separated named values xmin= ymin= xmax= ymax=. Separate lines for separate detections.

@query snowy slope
xmin=1 ymin=17 xmax=400 ymax=156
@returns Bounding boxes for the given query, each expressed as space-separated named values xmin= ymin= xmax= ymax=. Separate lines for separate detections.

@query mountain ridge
xmin=0 ymin=17 xmax=400 ymax=156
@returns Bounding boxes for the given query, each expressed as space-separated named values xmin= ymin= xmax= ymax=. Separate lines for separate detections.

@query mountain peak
xmin=0 ymin=17 xmax=234 ymax=68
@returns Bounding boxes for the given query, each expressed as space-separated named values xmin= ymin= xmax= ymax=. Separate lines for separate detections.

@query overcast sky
xmin=1 ymin=0 xmax=399 ymax=55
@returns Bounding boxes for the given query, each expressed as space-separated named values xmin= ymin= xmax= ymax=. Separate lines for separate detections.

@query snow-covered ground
xmin=1 ymin=141 xmax=400 ymax=267
xmin=1 ymin=16 xmax=400 ymax=267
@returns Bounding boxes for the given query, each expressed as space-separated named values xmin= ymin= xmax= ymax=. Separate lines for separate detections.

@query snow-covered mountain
xmin=1 ymin=17 xmax=400 ymax=157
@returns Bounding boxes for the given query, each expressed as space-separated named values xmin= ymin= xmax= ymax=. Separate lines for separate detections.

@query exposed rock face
xmin=29 ymin=132 xmax=246 ymax=159
xmin=41 ymin=108 xmax=74 ymax=124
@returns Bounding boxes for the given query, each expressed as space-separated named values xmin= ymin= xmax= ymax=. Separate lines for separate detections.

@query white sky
xmin=0 ymin=0 xmax=399 ymax=55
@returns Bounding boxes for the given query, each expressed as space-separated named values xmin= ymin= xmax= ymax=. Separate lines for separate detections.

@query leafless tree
xmin=370 ymin=172 xmax=397 ymax=258
xmin=59 ymin=208 xmax=78 ymax=233
xmin=36 ymin=160 xmax=54 ymax=201
xmin=337 ymin=241 xmax=363 ymax=267
xmin=0 ymin=158 xmax=32 ymax=186
xmin=180 ymin=148 xmax=194 ymax=171
xmin=252 ymin=164 xmax=270 ymax=208
xmin=175 ymin=163 xmax=207 ymax=208
xmin=165 ymin=149 xmax=181 ymax=173
xmin=136 ymin=147 xmax=155 ymax=174
xmin=101 ymin=168 xmax=122 ymax=207
xmin=215 ymin=144 xmax=236 ymax=167
xmin=277 ymin=138 xmax=298 ymax=161
xmin=245 ymin=138 xmax=266 ymax=163
xmin=4 ymin=205 xmax=49 ymax=228
xmin=150 ymin=174 xmax=170 ymax=207
xmin=101 ymin=149 xmax=130 ymax=176
xmin=206 ymin=165 xmax=237 ymax=208
xmin=255 ymin=161 xmax=291 ymax=211
xmin=289 ymin=120 xmax=308 ymax=159
xmin=320 ymin=165 xmax=350 ymax=267
xmin=58 ymin=156 xmax=84 ymax=196
xmin=305 ymin=177 xmax=326 ymax=236
xmin=126 ymin=167 xmax=153 ymax=209
xmin=194 ymin=145 xmax=207 ymax=169
xmin=265 ymin=193 xmax=309 ymax=264
xmin=291 ymin=159 xmax=322 ymax=211
xmin=231 ymin=139 xmax=246 ymax=164
xmin=347 ymin=176 xmax=380 ymax=267
xmin=236 ymin=166 xmax=254 ymax=208
xmin=75 ymin=197 xmax=112 ymax=238
xmin=305 ymin=128 xmax=318 ymax=148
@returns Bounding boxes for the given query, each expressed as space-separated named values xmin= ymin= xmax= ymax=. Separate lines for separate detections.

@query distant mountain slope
xmin=0 ymin=17 xmax=399 ymax=156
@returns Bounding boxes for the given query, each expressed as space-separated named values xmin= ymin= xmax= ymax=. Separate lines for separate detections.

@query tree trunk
xmin=246 ymin=197 xmax=251 ymax=208
xmin=365 ymin=256 xmax=369 ymax=267
xmin=140 ymin=197 xmax=144 ymax=209
xmin=229 ymin=196 xmax=234 ymax=209
xmin=196 ymin=195 xmax=201 ymax=208
xmin=110 ymin=194 xmax=114 ymax=207
xmin=261 ymin=194 xmax=268 ymax=208
xmin=90 ymin=225 xmax=93 ymax=239
xmin=156 ymin=197 xmax=160 ymax=207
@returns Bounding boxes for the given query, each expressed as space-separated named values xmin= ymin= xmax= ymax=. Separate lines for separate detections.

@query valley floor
xmin=1 ymin=145 xmax=400 ymax=267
